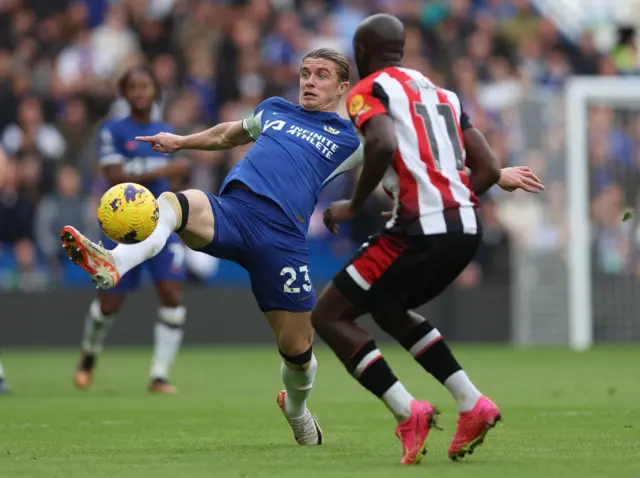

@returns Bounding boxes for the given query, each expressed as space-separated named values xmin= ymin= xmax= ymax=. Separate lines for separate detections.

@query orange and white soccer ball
xmin=97 ymin=183 xmax=159 ymax=244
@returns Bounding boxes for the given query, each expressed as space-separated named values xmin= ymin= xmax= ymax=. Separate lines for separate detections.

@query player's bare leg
xmin=75 ymin=294 xmax=124 ymax=389
xmin=62 ymin=190 xmax=214 ymax=288
xmin=311 ymin=284 xmax=439 ymax=465
xmin=371 ymin=310 xmax=502 ymax=461
xmin=265 ymin=310 xmax=322 ymax=445
xmin=150 ymin=280 xmax=185 ymax=395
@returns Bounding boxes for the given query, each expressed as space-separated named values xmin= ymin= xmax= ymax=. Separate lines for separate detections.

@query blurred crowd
xmin=0 ymin=0 xmax=639 ymax=292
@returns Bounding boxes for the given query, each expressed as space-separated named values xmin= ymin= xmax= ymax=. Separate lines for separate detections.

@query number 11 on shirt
xmin=414 ymin=102 xmax=464 ymax=172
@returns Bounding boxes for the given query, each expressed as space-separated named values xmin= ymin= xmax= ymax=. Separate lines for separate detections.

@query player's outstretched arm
xmin=464 ymin=130 xmax=545 ymax=194
xmin=463 ymin=128 xmax=502 ymax=196
xmin=136 ymin=120 xmax=253 ymax=153
xmin=495 ymin=166 xmax=545 ymax=193
xmin=323 ymin=115 xmax=397 ymax=234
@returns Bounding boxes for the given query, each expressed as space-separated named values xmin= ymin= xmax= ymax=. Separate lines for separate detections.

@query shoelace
xmin=289 ymin=411 xmax=317 ymax=442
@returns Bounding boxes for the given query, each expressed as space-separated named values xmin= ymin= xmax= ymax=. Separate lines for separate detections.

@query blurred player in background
xmin=0 ymin=144 xmax=9 ymax=394
xmin=0 ymin=359 xmax=7 ymax=393
xmin=314 ymin=14 xmax=544 ymax=465
xmin=62 ymin=48 xmax=365 ymax=445
xmin=74 ymin=66 xmax=189 ymax=394
xmin=0 ymin=144 xmax=6 ymax=185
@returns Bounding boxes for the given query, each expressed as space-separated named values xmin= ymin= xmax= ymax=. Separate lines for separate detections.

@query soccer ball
xmin=97 ymin=183 xmax=159 ymax=244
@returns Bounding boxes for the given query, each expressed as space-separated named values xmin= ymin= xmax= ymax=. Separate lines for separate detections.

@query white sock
xmin=81 ymin=299 xmax=117 ymax=354
xmin=382 ymin=381 xmax=415 ymax=423
xmin=444 ymin=370 xmax=482 ymax=412
xmin=0 ymin=359 xmax=4 ymax=378
xmin=112 ymin=196 xmax=179 ymax=277
xmin=150 ymin=306 xmax=186 ymax=380
xmin=281 ymin=354 xmax=317 ymax=419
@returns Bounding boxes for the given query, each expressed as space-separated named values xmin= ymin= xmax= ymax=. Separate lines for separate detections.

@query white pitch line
xmin=535 ymin=410 xmax=632 ymax=418
xmin=536 ymin=410 xmax=595 ymax=417
xmin=0 ymin=418 xmax=214 ymax=431
xmin=0 ymin=423 xmax=51 ymax=430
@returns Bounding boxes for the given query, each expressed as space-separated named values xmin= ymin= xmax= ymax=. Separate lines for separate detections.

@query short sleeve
xmin=97 ymin=123 xmax=124 ymax=166
xmin=242 ymin=111 xmax=263 ymax=141
xmin=242 ymin=97 xmax=275 ymax=141
xmin=322 ymin=140 xmax=364 ymax=187
xmin=347 ymin=78 xmax=389 ymax=130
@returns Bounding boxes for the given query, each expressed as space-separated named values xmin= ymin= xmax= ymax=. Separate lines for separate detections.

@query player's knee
xmin=159 ymin=189 xmax=200 ymax=232
xmin=179 ymin=189 xmax=209 ymax=217
xmin=157 ymin=283 xmax=182 ymax=308
xmin=279 ymin=345 xmax=313 ymax=370
xmin=277 ymin=331 xmax=313 ymax=359
xmin=159 ymin=292 xmax=181 ymax=308
xmin=158 ymin=305 xmax=186 ymax=328
xmin=98 ymin=295 xmax=123 ymax=316
xmin=174 ymin=189 xmax=214 ymax=248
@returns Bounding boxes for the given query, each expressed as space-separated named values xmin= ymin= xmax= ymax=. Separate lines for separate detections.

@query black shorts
xmin=333 ymin=231 xmax=482 ymax=313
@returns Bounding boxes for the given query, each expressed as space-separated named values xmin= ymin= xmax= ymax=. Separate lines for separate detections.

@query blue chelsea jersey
xmin=221 ymin=97 xmax=362 ymax=236
xmin=97 ymin=117 xmax=175 ymax=198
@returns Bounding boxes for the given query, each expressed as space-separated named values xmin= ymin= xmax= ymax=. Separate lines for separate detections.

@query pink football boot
xmin=448 ymin=396 xmax=502 ymax=461
xmin=395 ymin=400 xmax=440 ymax=465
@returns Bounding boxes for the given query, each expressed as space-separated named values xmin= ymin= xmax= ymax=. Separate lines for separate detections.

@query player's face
xmin=125 ymin=71 xmax=156 ymax=114
xmin=299 ymin=58 xmax=349 ymax=112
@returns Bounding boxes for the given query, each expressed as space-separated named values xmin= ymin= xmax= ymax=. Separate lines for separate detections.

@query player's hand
xmin=136 ymin=132 xmax=185 ymax=154
xmin=498 ymin=166 xmax=545 ymax=193
xmin=381 ymin=211 xmax=393 ymax=220
xmin=324 ymin=200 xmax=357 ymax=235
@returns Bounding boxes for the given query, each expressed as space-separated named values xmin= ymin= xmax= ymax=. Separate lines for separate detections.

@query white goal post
xmin=566 ymin=77 xmax=640 ymax=351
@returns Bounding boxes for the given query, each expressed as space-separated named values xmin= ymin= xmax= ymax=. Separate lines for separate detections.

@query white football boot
xmin=276 ymin=390 xmax=323 ymax=445
xmin=61 ymin=226 xmax=120 ymax=290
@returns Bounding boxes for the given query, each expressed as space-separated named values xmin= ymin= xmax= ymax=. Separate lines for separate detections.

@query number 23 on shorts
xmin=280 ymin=265 xmax=312 ymax=294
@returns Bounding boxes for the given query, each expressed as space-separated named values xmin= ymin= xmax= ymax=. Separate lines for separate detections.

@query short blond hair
xmin=302 ymin=48 xmax=350 ymax=82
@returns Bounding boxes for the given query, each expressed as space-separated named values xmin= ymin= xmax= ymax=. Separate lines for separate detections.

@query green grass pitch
xmin=1 ymin=346 xmax=639 ymax=478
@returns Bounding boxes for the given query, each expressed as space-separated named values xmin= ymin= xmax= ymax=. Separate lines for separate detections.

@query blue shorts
xmin=101 ymin=233 xmax=186 ymax=294
xmin=198 ymin=186 xmax=315 ymax=313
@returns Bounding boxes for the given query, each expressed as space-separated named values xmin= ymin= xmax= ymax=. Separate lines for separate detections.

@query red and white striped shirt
xmin=346 ymin=66 xmax=479 ymax=236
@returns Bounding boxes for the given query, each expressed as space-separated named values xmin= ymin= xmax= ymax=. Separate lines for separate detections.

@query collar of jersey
xmin=295 ymin=104 xmax=343 ymax=121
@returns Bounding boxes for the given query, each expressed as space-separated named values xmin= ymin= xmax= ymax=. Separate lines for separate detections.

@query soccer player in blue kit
xmin=61 ymin=48 xmax=363 ymax=444
xmin=0 ymin=145 xmax=9 ymax=394
xmin=70 ymin=66 xmax=190 ymax=394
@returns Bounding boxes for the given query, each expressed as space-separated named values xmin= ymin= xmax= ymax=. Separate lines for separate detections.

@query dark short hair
xmin=302 ymin=48 xmax=350 ymax=82
xmin=118 ymin=65 xmax=161 ymax=101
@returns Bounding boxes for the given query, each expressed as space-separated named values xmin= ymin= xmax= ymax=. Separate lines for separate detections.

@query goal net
xmin=508 ymin=77 xmax=640 ymax=349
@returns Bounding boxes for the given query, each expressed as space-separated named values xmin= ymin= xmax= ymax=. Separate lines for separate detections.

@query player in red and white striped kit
xmin=312 ymin=14 xmax=543 ymax=465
